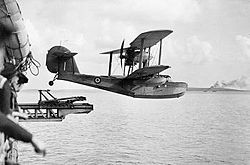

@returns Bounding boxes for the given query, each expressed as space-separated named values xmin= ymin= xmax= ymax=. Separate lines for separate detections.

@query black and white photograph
xmin=0 ymin=0 xmax=250 ymax=164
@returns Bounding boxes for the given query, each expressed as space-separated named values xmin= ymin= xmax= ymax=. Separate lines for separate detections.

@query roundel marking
xmin=94 ymin=77 xmax=101 ymax=84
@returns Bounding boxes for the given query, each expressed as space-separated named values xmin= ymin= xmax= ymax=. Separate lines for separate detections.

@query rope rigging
xmin=16 ymin=52 xmax=41 ymax=76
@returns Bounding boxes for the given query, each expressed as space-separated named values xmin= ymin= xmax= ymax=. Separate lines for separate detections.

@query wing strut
xmin=158 ymin=39 xmax=162 ymax=65
xmin=147 ymin=47 xmax=151 ymax=66
xmin=108 ymin=52 xmax=113 ymax=76
xmin=123 ymin=60 xmax=126 ymax=76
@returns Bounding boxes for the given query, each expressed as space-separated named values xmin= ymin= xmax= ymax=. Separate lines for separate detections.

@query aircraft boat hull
xmin=58 ymin=73 xmax=187 ymax=99
xmin=132 ymin=82 xmax=187 ymax=99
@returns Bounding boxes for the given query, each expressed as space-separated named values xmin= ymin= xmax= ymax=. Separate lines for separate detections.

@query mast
xmin=158 ymin=39 xmax=162 ymax=65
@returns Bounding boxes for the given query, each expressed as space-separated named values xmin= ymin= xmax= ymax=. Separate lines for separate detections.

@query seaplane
xmin=46 ymin=30 xmax=188 ymax=99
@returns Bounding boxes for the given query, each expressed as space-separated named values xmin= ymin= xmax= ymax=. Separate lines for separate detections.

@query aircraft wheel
xmin=49 ymin=81 xmax=54 ymax=86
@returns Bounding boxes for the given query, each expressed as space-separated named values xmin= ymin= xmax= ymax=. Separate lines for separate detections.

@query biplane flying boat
xmin=46 ymin=30 xmax=188 ymax=99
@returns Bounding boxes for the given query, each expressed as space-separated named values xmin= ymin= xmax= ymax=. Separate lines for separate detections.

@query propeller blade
xmin=120 ymin=39 xmax=125 ymax=57
xmin=120 ymin=58 xmax=123 ymax=69
xmin=120 ymin=39 xmax=125 ymax=68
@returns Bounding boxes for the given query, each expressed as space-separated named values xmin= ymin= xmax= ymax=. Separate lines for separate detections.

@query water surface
xmin=17 ymin=90 xmax=250 ymax=164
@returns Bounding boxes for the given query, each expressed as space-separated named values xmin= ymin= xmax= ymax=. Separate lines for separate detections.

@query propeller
xmin=120 ymin=39 xmax=125 ymax=68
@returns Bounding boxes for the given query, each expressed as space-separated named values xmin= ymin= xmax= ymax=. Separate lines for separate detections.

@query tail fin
xmin=46 ymin=46 xmax=79 ymax=74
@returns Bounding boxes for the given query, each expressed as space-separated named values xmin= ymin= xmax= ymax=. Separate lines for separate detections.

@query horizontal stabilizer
xmin=52 ymin=51 xmax=78 ymax=58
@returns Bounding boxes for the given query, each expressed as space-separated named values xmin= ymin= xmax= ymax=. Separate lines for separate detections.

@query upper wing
xmin=125 ymin=65 xmax=170 ymax=79
xmin=130 ymin=30 xmax=173 ymax=49
xmin=100 ymin=30 xmax=173 ymax=55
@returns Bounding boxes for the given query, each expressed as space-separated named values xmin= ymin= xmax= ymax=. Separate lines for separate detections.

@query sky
xmin=17 ymin=0 xmax=250 ymax=89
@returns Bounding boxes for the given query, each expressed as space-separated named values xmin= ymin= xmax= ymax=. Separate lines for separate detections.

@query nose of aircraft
xmin=181 ymin=82 xmax=188 ymax=89
xmin=176 ymin=82 xmax=188 ymax=89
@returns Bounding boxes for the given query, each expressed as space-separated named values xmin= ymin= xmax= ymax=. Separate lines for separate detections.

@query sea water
xmin=17 ymin=89 xmax=250 ymax=165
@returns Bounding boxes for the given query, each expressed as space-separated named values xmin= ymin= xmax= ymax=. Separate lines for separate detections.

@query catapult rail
xmin=18 ymin=90 xmax=94 ymax=122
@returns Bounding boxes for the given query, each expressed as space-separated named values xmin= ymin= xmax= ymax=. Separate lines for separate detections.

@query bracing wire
xmin=112 ymin=56 xmax=121 ymax=75
xmin=151 ymin=45 xmax=159 ymax=65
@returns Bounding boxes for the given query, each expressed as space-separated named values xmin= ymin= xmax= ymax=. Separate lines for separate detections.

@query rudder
xmin=46 ymin=46 xmax=79 ymax=74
